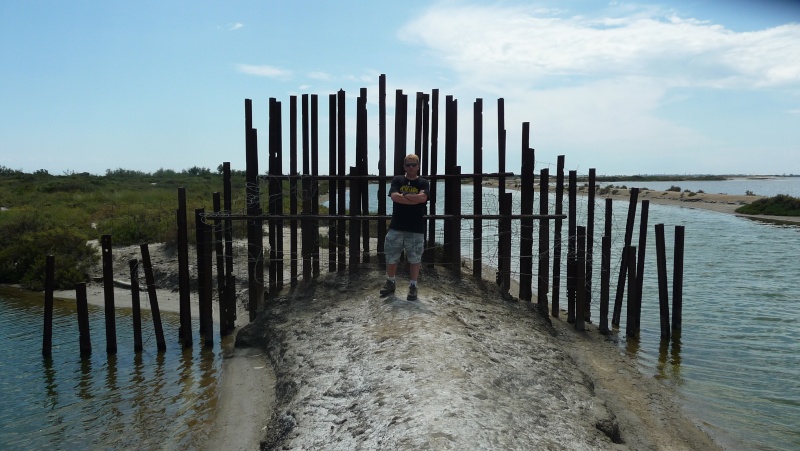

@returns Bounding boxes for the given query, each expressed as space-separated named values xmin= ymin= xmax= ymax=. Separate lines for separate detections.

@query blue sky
xmin=2 ymin=0 xmax=799 ymax=176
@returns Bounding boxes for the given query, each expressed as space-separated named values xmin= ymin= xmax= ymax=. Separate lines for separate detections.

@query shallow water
xmin=0 ymin=288 xmax=227 ymax=449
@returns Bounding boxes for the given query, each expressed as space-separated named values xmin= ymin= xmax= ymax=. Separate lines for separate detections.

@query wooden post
xmin=452 ymin=166 xmax=463 ymax=279
xmin=213 ymin=193 xmax=228 ymax=335
xmin=567 ymin=171 xmax=577 ymax=323
xmin=499 ymin=191 xmax=512 ymax=293
xmin=575 ymin=226 xmax=586 ymax=331
xmin=75 ymin=282 xmax=92 ymax=356
xmin=538 ymin=168 xmax=550 ymax=314
xmin=337 ymin=89 xmax=347 ymax=272
xmin=292 ymin=95 xmax=300 ymax=285
xmin=42 ymin=255 xmax=55 ymax=358
xmin=358 ymin=88 xmax=370 ymax=264
xmin=101 ymin=234 xmax=117 ymax=354
xmin=626 ymin=245 xmax=638 ymax=337
xmin=310 ymin=94 xmax=321 ymax=278
xmin=196 ymin=209 xmax=208 ymax=336
xmin=177 ymin=187 xmax=192 ymax=347
xmin=551 ymin=155 xmax=564 ymax=317
xmin=672 ymin=226 xmax=685 ymax=335
xmin=427 ymin=89 xmax=439 ymax=265
xmin=378 ymin=74 xmax=387 ymax=266
xmin=349 ymin=166 xmax=361 ymax=272
xmin=223 ymin=162 xmax=235 ymax=325
xmin=635 ymin=200 xmax=650 ymax=334
xmin=655 ymin=224 xmax=671 ymax=339
xmin=129 ymin=259 xmax=143 ymax=353
xmin=519 ymin=122 xmax=534 ymax=302
xmin=202 ymin=217 xmax=214 ymax=347
xmin=140 ymin=243 xmax=166 ymax=351
xmin=585 ymin=169 xmax=596 ymax=322
xmin=599 ymin=235 xmax=611 ymax=334
xmin=613 ymin=188 xmax=639 ymax=326
xmin=328 ymin=93 xmax=337 ymax=272
xmin=473 ymin=98 xmax=483 ymax=280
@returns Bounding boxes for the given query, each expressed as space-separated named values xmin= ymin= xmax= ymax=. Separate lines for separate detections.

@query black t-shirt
xmin=388 ymin=175 xmax=430 ymax=234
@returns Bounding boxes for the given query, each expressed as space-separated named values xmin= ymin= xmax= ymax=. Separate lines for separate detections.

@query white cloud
xmin=236 ymin=64 xmax=292 ymax=78
xmin=229 ymin=22 xmax=244 ymax=31
xmin=399 ymin=4 xmax=800 ymax=90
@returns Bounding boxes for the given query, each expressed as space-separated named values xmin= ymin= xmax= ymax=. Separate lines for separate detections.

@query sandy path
xmin=237 ymin=267 xmax=719 ymax=450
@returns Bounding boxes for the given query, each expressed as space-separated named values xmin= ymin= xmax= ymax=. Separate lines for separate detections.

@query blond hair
xmin=404 ymin=154 xmax=420 ymax=164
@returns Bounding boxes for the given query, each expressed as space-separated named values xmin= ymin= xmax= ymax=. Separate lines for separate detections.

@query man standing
xmin=380 ymin=154 xmax=430 ymax=300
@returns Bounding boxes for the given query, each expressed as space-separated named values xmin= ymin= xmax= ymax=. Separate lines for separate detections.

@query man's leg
xmin=409 ymin=262 xmax=420 ymax=282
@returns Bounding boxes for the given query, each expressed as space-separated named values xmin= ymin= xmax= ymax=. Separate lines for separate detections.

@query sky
xmin=1 ymin=0 xmax=799 ymax=176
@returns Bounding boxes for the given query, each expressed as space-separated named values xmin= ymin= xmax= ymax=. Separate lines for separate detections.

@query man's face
xmin=404 ymin=160 xmax=419 ymax=174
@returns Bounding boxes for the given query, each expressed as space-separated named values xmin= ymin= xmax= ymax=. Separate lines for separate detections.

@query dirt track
xmin=237 ymin=266 xmax=719 ymax=450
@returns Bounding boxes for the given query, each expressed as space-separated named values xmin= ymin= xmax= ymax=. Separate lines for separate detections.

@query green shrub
xmin=0 ymin=207 xmax=98 ymax=289
xmin=667 ymin=185 xmax=681 ymax=192
xmin=735 ymin=194 xmax=800 ymax=217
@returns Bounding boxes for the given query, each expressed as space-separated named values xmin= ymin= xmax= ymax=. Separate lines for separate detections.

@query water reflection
xmin=656 ymin=337 xmax=684 ymax=385
xmin=0 ymin=289 xmax=226 ymax=449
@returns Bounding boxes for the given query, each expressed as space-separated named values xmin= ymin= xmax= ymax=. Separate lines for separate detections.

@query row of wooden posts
xmin=40 ymin=227 xmax=239 ymax=357
xmin=41 ymin=74 xmax=685 ymax=357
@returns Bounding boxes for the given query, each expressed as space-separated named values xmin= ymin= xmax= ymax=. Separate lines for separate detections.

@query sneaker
xmin=407 ymin=285 xmax=418 ymax=301
xmin=380 ymin=279 xmax=396 ymax=296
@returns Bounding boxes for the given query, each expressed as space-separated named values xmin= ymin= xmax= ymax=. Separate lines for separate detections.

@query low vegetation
xmin=0 ymin=165 xmax=327 ymax=290
xmin=735 ymin=194 xmax=800 ymax=217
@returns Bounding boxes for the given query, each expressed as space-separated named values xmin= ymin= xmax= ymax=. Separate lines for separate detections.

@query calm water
xmin=603 ymin=176 xmax=800 ymax=197
xmin=0 ymin=289 xmax=227 ymax=449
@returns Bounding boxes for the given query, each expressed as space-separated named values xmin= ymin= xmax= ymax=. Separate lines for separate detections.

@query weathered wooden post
xmin=246 ymin=97 xmax=263 ymax=319
xmin=212 ymin=192 xmax=228 ymax=335
xmin=575 ymin=226 xmax=586 ymax=331
xmin=519 ymin=122 xmax=534 ymax=302
xmin=426 ymin=89 xmax=440 ymax=266
xmin=75 ymin=282 xmax=92 ymax=356
xmin=585 ymin=169 xmax=596 ymax=322
xmin=337 ymin=89 xmax=348 ymax=272
xmin=349 ymin=165 xmax=361 ymax=272
xmin=358 ymin=88 xmax=370 ymax=264
xmin=140 ymin=243 xmax=166 ymax=351
xmin=300 ymin=94 xmax=316 ymax=280
xmin=201 ymin=215 xmax=214 ymax=347
xmin=328 ymin=93 xmax=338 ymax=272
xmin=42 ymin=255 xmax=55 ymax=358
xmin=222 ymin=162 xmax=235 ymax=328
xmin=196 ymin=209 xmax=209 ymax=336
xmin=626 ymin=245 xmax=638 ymax=337
xmin=613 ymin=188 xmax=639 ymax=326
xmin=655 ymin=224 xmax=671 ymax=339
xmin=672 ymin=225 xmax=685 ymax=335
xmin=129 ymin=259 xmax=142 ymax=353
xmin=177 ymin=187 xmax=192 ymax=347
xmin=567 ymin=170 xmax=577 ymax=323
xmin=635 ymin=200 xmax=650 ymax=334
xmin=310 ymin=94 xmax=321 ymax=278
xmin=551 ymin=155 xmax=564 ymax=318
xmin=599 ymin=235 xmax=611 ymax=334
xmin=378 ymin=75 xmax=388 ymax=266
xmin=538 ymin=168 xmax=550 ymax=314
xmin=291 ymin=95 xmax=300 ymax=286
xmin=101 ymin=234 xmax=117 ymax=354
xmin=473 ymin=98 xmax=483 ymax=280
xmin=452 ymin=166 xmax=463 ymax=279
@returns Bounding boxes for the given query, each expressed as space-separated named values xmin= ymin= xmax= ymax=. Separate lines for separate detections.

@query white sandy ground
xmin=46 ymin=191 xmax=797 ymax=450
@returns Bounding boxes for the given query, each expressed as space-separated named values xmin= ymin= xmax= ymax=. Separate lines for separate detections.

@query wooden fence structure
xmin=41 ymin=74 xmax=686 ymax=357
